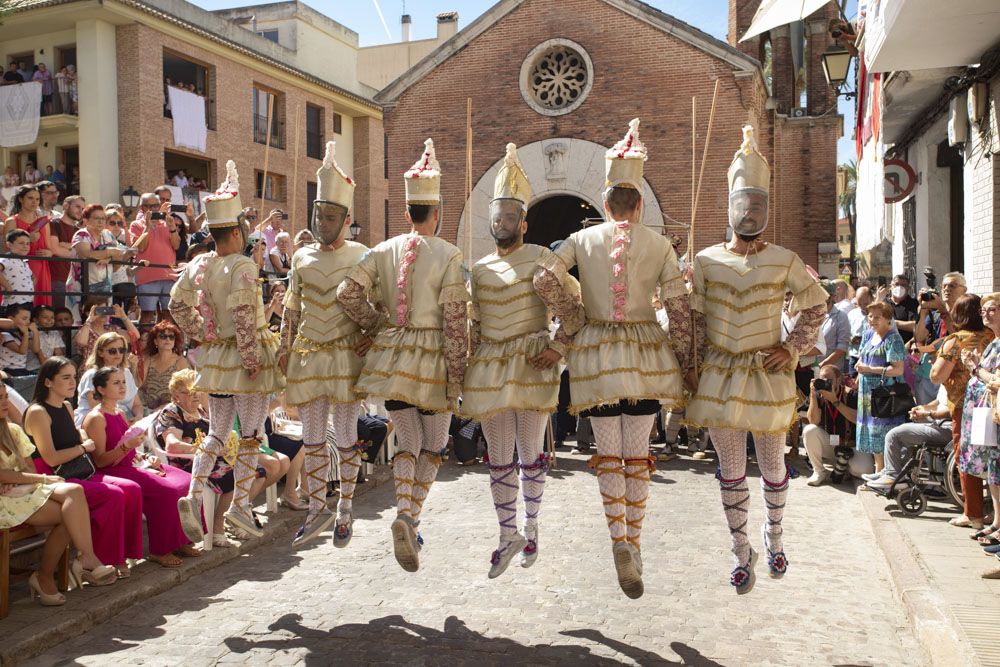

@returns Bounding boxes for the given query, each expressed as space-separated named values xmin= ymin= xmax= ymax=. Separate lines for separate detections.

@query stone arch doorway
xmin=457 ymin=138 xmax=664 ymax=262
xmin=525 ymin=194 xmax=600 ymax=249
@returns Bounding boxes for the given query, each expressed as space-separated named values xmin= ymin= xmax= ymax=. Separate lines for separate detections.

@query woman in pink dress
xmin=84 ymin=367 xmax=198 ymax=567
xmin=25 ymin=357 xmax=143 ymax=578
xmin=2 ymin=185 xmax=53 ymax=306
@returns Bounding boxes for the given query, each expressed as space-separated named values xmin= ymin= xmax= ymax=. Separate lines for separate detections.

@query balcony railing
xmin=253 ymin=114 xmax=285 ymax=149
xmin=0 ymin=79 xmax=78 ymax=116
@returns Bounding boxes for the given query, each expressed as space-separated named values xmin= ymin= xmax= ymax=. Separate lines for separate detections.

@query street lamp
xmin=349 ymin=219 xmax=361 ymax=240
xmin=120 ymin=185 xmax=140 ymax=213
xmin=822 ymin=44 xmax=854 ymax=98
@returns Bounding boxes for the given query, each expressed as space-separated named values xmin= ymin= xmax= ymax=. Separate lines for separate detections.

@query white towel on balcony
xmin=0 ymin=82 xmax=42 ymax=147
xmin=168 ymin=86 xmax=207 ymax=153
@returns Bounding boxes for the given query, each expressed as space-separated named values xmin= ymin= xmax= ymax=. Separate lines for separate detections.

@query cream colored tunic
xmin=284 ymin=241 xmax=368 ymax=407
xmin=686 ymin=243 xmax=829 ymax=434
xmin=540 ymin=222 xmax=685 ymax=414
xmin=464 ymin=244 xmax=560 ymax=419
xmin=171 ymin=253 xmax=284 ymax=395
xmin=347 ymin=234 xmax=467 ymax=412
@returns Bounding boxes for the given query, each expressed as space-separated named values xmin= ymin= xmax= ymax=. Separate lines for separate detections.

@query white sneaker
xmin=867 ymin=477 xmax=907 ymax=492
xmin=861 ymin=471 xmax=884 ymax=482
xmin=488 ymin=533 xmax=528 ymax=579
xmin=806 ymin=470 xmax=830 ymax=487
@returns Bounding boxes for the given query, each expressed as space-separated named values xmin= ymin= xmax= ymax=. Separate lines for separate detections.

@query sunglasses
xmin=104 ymin=347 xmax=126 ymax=355
xmin=157 ymin=333 xmax=175 ymax=340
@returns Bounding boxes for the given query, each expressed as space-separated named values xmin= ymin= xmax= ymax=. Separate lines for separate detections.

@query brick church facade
xmin=376 ymin=0 xmax=840 ymax=268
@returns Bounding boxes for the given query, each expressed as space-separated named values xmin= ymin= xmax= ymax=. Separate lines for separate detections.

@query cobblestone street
xmin=28 ymin=451 xmax=923 ymax=666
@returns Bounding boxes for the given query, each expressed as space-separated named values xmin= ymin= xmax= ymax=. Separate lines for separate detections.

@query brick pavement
xmin=24 ymin=451 xmax=924 ymax=666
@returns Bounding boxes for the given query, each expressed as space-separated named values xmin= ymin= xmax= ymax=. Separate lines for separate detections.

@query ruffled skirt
xmin=0 ymin=482 xmax=57 ymax=530
xmin=286 ymin=332 xmax=366 ymax=406
xmin=356 ymin=327 xmax=448 ymax=412
xmin=566 ymin=321 xmax=682 ymax=415
xmin=195 ymin=329 xmax=285 ymax=396
xmin=462 ymin=331 xmax=560 ymax=419
xmin=686 ymin=346 xmax=797 ymax=435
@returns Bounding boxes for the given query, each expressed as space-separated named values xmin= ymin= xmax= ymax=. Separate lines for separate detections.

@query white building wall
xmin=964 ymin=73 xmax=1000 ymax=295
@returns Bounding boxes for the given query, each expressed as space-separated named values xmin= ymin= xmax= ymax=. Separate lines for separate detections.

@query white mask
xmin=891 ymin=285 xmax=907 ymax=299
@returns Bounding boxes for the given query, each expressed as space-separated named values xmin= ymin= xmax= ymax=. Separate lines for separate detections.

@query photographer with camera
xmin=803 ymin=365 xmax=869 ymax=486
xmin=879 ymin=274 xmax=919 ymax=344
xmin=866 ymin=385 xmax=952 ymax=493
xmin=129 ymin=193 xmax=181 ymax=326
xmin=912 ymin=271 xmax=967 ymax=404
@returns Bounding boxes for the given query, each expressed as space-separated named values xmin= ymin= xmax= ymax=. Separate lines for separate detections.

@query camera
xmin=920 ymin=290 xmax=938 ymax=303
xmin=813 ymin=378 xmax=832 ymax=392
xmin=170 ymin=203 xmax=187 ymax=213
xmin=281 ymin=211 xmax=289 ymax=220
xmin=94 ymin=306 xmax=114 ymax=316
xmin=150 ymin=211 xmax=166 ymax=221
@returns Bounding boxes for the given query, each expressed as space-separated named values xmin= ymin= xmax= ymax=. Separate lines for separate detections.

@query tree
xmin=838 ymin=159 xmax=857 ymax=276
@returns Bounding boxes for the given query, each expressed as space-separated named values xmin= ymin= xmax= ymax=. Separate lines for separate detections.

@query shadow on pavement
xmin=222 ymin=613 xmax=714 ymax=665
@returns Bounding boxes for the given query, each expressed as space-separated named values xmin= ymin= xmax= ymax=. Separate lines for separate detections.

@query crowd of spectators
xmin=2 ymin=60 xmax=78 ymax=116
xmin=0 ymin=178 xmax=339 ymax=607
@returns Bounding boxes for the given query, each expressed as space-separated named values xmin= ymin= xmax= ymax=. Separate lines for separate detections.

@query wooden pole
xmin=690 ymin=96 xmax=696 ymax=262
xmin=465 ymin=98 xmax=473 ymax=263
xmin=290 ymin=109 xmax=302 ymax=231
xmin=259 ymin=93 xmax=275 ymax=213
xmin=691 ymin=79 xmax=720 ymax=246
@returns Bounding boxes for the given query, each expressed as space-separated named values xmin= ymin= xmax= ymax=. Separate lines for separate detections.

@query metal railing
xmin=0 ymin=252 xmax=176 ymax=350
xmin=252 ymin=114 xmax=285 ymax=149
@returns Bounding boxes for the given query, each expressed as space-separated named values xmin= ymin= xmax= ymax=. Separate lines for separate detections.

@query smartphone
xmin=280 ymin=212 xmax=289 ymax=220
xmin=170 ymin=203 xmax=186 ymax=213
xmin=150 ymin=211 xmax=166 ymax=221
xmin=877 ymin=276 xmax=887 ymax=287
xmin=94 ymin=306 xmax=115 ymax=316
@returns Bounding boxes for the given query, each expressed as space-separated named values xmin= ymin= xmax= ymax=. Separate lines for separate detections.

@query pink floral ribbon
xmin=193 ymin=256 xmax=218 ymax=341
xmin=396 ymin=234 xmax=420 ymax=326
xmin=610 ymin=221 xmax=630 ymax=322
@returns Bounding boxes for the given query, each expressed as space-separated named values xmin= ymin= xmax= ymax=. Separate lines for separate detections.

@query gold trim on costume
xmin=569 ymin=338 xmax=670 ymax=353
xmin=463 ymin=379 xmax=561 ymax=391
xmin=200 ymin=326 xmax=275 ymax=347
xmin=568 ymin=395 xmax=685 ymax=417
xmin=361 ymin=368 xmax=447 ymax=385
xmin=693 ymin=394 xmax=797 ymax=407
xmin=703 ymin=293 xmax=784 ymax=313
xmin=572 ymin=367 xmax=680 ymax=383
xmin=476 ymin=291 xmax=537 ymax=307
xmin=286 ymin=373 xmax=359 ymax=383
xmin=705 ymin=280 xmax=786 ymax=297
xmin=369 ymin=341 xmax=443 ymax=355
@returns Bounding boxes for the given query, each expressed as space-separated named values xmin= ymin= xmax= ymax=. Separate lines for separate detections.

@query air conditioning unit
xmin=790 ymin=107 xmax=808 ymax=118
xmin=949 ymin=93 xmax=968 ymax=146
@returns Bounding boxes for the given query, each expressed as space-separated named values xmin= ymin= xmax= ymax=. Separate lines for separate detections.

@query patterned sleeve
xmin=786 ymin=253 xmax=828 ymax=314
xmin=443 ymin=301 xmax=468 ymax=401
xmin=785 ymin=302 xmax=827 ymax=357
xmin=664 ymin=292 xmax=694 ymax=372
xmin=439 ymin=249 xmax=469 ymax=306
xmin=278 ymin=308 xmax=300 ymax=358
xmin=534 ymin=236 xmax=584 ymax=340
xmin=153 ymin=404 xmax=183 ymax=443
xmin=337 ymin=247 xmax=383 ymax=334
xmin=336 ymin=278 xmax=382 ymax=334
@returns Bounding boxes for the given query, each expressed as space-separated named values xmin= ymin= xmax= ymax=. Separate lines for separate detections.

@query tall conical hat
xmin=316 ymin=140 xmax=355 ymax=210
xmin=204 ymin=160 xmax=243 ymax=228
xmin=605 ymin=118 xmax=647 ymax=191
xmin=727 ymin=124 xmax=770 ymax=195
xmin=492 ymin=143 xmax=532 ymax=208
xmin=404 ymin=138 xmax=441 ymax=205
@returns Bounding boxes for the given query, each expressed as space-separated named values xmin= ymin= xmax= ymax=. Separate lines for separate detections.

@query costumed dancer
xmin=279 ymin=141 xmax=370 ymax=548
xmin=534 ymin=119 xmax=693 ymax=599
xmin=464 ymin=143 xmax=562 ymax=578
xmin=336 ymin=138 xmax=468 ymax=572
xmin=169 ymin=160 xmax=285 ymax=541
xmin=686 ymin=125 xmax=828 ymax=594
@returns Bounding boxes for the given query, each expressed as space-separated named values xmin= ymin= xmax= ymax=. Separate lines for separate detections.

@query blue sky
xmin=198 ymin=0 xmax=856 ymax=163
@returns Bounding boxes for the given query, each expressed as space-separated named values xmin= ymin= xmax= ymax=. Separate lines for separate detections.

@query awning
xmin=739 ymin=0 xmax=833 ymax=42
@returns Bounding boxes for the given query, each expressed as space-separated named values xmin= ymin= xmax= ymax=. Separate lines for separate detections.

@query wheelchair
xmin=879 ymin=439 xmax=994 ymax=518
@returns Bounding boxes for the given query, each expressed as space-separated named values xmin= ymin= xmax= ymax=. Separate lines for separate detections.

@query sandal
xmin=175 ymin=545 xmax=203 ymax=558
xmin=149 ymin=553 xmax=184 ymax=568
xmin=971 ymin=527 xmax=996 ymax=541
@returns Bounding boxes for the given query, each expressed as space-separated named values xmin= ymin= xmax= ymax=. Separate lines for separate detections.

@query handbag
xmin=54 ymin=450 xmax=96 ymax=481
xmin=870 ymin=369 xmax=915 ymax=419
